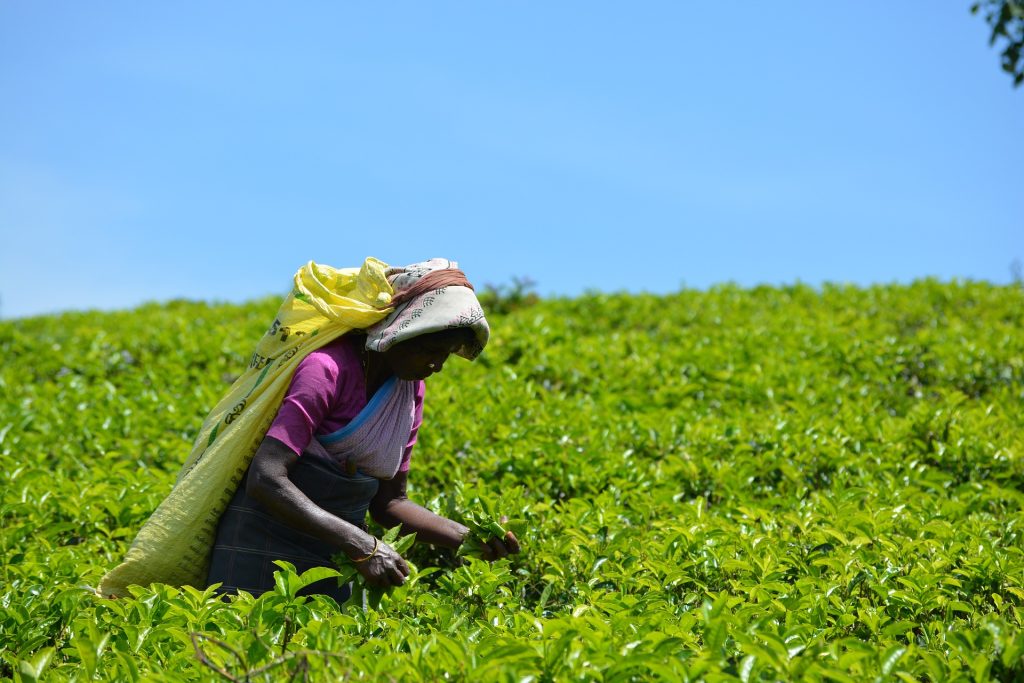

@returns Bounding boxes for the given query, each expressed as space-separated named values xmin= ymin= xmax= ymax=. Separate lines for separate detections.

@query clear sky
xmin=1 ymin=2 xmax=1021 ymax=319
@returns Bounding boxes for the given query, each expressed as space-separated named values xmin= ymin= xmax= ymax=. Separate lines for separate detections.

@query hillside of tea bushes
xmin=1 ymin=280 xmax=1023 ymax=681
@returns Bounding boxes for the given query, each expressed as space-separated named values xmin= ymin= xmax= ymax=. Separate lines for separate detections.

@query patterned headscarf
xmin=363 ymin=258 xmax=490 ymax=360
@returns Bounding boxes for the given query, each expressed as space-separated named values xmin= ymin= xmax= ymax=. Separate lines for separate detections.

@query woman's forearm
xmin=374 ymin=498 xmax=469 ymax=549
xmin=247 ymin=437 xmax=376 ymax=560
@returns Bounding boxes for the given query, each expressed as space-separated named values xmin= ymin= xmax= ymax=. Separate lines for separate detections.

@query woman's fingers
xmin=475 ymin=531 xmax=523 ymax=562
xmin=504 ymin=531 xmax=521 ymax=554
xmin=486 ymin=537 xmax=509 ymax=559
xmin=378 ymin=544 xmax=410 ymax=585
xmin=386 ymin=564 xmax=407 ymax=586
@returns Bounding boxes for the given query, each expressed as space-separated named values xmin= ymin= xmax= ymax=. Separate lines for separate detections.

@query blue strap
xmin=316 ymin=376 xmax=398 ymax=445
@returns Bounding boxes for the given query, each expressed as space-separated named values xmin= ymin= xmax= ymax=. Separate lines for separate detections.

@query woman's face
xmin=382 ymin=330 xmax=468 ymax=381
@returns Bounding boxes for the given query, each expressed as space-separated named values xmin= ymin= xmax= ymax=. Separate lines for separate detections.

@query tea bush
xmin=1 ymin=280 xmax=1022 ymax=681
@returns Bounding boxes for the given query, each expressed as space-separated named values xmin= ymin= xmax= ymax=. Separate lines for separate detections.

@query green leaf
xmin=881 ymin=620 xmax=918 ymax=637
xmin=738 ymin=654 xmax=756 ymax=683
xmin=920 ymin=651 xmax=947 ymax=682
xmin=292 ymin=565 xmax=343 ymax=591
xmin=881 ymin=645 xmax=907 ymax=676
xmin=391 ymin=531 xmax=417 ymax=555
xmin=948 ymin=600 xmax=975 ymax=614
xmin=817 ymin=668 xmax=858 ymax=683
xmin=16 ymin=648 xmax=54 ymax=683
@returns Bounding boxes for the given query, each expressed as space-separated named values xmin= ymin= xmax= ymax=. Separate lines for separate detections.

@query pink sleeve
xmin=266 ymin=352 xmax=345 ymax=456
xmin=398 ymin=380 xmax=426 ymax=473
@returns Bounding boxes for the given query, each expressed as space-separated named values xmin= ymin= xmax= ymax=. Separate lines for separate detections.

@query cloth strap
xmin=306 ymin=376 xmax=417 ymax=480
xmin=389 ymin=269 xmax=475 ymax=307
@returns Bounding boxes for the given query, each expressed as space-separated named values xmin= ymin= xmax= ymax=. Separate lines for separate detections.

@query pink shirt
xmin=266 ymin=335 xmax=425 ymax=473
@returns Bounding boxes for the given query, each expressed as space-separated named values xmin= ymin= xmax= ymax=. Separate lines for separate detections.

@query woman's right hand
xmin=352 ymin=538 xmax=410 ymax=588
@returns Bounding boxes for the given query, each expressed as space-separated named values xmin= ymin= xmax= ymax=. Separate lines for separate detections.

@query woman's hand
xmin=352 ymin=539 xmax=410 ymax=588
xmin=470 ymin=515 xmax=521 ymax=562
xmin=477 ymin=530 xmax=521 ymax=561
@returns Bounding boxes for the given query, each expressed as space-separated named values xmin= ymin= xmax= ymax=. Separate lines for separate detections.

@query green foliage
xmin=2 ymin=280 xmax=1023 ymax=681
xmin=972 ymin=0 xmax=1024 ymax=86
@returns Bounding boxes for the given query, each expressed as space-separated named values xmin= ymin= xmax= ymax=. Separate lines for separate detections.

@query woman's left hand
xmin=475 ymin=515 xmax=521 ymax=561
xmin=478 ymin=530 xmax=521 ymax=561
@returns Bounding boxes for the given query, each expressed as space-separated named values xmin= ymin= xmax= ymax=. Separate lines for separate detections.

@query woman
xmin=205 ymin=259 xmax=520 ymax=601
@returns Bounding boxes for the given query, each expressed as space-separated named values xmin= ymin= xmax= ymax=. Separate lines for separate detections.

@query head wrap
xmin=363 ymin=258 xmax=490 ymax=360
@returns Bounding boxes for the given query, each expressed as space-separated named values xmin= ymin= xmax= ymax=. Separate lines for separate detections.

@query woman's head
xmin=363 ymin=258 xmax=490 ymax=363
xmin=381 ymin=327 xmax=477 ymax=381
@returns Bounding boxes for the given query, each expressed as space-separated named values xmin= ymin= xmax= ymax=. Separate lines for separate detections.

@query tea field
xmin=1 ymin=280 xmax=1023 ymax=681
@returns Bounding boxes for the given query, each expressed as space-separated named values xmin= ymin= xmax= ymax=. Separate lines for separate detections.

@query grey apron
xmin=205 ymin=449 xmax=379 ymax=602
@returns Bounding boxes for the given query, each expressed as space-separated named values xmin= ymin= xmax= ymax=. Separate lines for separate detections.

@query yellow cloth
xmin=98 ymin=258 xmax=394 ymax=597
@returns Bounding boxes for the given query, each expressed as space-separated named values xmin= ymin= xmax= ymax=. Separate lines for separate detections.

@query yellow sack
xmin=98 ymin=258 xmax=394 ymax=597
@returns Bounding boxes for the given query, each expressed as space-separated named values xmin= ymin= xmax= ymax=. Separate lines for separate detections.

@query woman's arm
xmin=368 ymin=471 xmax=468 ymax=549
xmin=369 ymin=471 xmax=521 ymax=559
xmin=247 ymin=435 xmax=409 ymax=587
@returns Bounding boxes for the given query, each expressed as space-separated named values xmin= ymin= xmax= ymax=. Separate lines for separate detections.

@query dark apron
xmin=205 ymin=449 xmax=379 ymax=603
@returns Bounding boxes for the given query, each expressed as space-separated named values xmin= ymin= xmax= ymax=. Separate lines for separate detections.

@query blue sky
xmin=1 ymin=2 xmax=1021 ymax=319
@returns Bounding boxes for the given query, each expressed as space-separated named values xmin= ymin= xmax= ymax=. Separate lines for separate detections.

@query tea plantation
xmin=1 ymin=280 xmax=1022 ymax=681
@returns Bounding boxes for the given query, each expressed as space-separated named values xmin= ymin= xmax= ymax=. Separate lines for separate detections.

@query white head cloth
xmin=363 ymin=258 xmax=489 ymax=360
